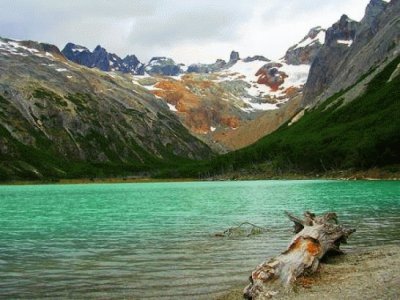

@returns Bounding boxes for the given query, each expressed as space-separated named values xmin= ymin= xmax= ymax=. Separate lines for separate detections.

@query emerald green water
xmin=0 ymin=180 xmax=399 ymax=299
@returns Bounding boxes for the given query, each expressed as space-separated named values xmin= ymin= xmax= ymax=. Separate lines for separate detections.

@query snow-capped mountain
xmin=144 ymin=57 xmax=183 ymax=76
xmin=0 ymin=36 xmax=213 ymax=179
xmin=54 ymin=23 xmax=327 ymax=152
xmin=283 ymin=26 xmax=326 ymax=65
xmin=62 ymin=43 xmax=145 ymax=75
xmin=303 ymin=14 xmax=363 ymax=103
xmin=212 ymin=57 xmax=311 ymax=111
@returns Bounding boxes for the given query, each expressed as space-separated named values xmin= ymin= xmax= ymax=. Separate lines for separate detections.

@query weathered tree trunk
xmin=243 ymin=211 xmax=355 ymax=299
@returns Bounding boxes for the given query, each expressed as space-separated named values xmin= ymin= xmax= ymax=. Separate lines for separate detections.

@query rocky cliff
xmin=62 ymin=43 xmax=145 ymax=75
xmin=0 ymin=38 xmax=212 ymax=180
xmin=144 ymin=57 xmax=183 ymax=76
xmin=302 ymin=0 xmax=399 ymax=106
xmin=301 ymin=15 xmax=360 ymax=104
xmin=283 ymin=26 xmax=326 ymax=65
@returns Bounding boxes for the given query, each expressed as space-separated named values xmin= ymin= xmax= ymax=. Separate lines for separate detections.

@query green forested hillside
xmin=158 ymin=55 xmax=400 ymax=178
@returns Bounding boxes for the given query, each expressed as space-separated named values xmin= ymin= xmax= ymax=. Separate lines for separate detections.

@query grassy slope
xmin=157 ymin=55 xmax=400 ymax=178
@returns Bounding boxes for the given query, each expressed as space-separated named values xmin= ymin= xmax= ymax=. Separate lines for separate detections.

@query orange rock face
xmin=150 ymin=76 xmax=242 ymax=135
xmin=220 ymin=116 xmax=240 ymax=129
xmin=212 ymin=96 xmax=302 ymax=151
xmin=255 ymin=63 xmax=288 ymax=91
xmin=284 ymin=86 xmax=301 ymax=98
xmin=152 ymin=80 xmax=199 ymax=112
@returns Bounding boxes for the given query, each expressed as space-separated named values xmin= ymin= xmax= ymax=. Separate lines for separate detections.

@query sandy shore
xmin=216 ymin=245 xmax=400 ymax=300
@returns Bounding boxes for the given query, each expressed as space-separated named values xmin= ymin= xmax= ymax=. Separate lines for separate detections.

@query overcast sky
xmin=0 ymin=0 xmax=374 ymax=64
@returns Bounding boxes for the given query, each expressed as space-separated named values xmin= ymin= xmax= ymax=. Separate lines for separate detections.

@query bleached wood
xmin=243 ymin=211 xmax=355 ymax=299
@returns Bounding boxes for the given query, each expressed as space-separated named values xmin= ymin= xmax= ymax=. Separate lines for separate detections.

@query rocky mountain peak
xmin=229 ymin=51 xmax=240 ymax=62
xmin=215 ymin=58 xmax=226 ymax=64
xmin=61 ymin=43 xmax=144 ymax=75
xmin=145 ymin=57 xmax=183 ymax=76
xmin=94 ymin=45 xmax=106 ymax=53
xmin=303 ymin=0 xmax=399 ymax=105
xmin=242 ymin=55 xmax=270 ymax=63
xmin=325 ymin=15 xmax=360 ymax=46
xmin=339 ymin=14 xmax=352 ymax=23
xmin=123 ymin=54 xmax=141 ymax=68
xmin=362 ymin=0 xmax=388 ymax=29
xmin=307 ymin=26 xmax=325 ymax=39
xmin=62 ymin=42 xmax=89 ymax=55
xmin=283 ymin=26 xmax=326 ymax=65
xmin=368 ymin=0 xmax=388 ymax=8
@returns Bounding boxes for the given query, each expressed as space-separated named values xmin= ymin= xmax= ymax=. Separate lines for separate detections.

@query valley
xmin=0 ymin=0 xmax=399 ymax=181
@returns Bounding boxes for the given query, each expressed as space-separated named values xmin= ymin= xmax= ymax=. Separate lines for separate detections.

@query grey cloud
xmin=0 ymin=0 xmax=372 ymax=63
xmin=261 ymin=0 xmax=370 ymax=24
xmin=0 ymin=0 xmax=254 ymax=56
xmin=128 ymin=8 xmax=246 ymax=48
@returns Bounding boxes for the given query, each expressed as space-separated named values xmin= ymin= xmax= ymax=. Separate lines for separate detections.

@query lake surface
xmin=0 ymin=180 xmax=399 ymax=299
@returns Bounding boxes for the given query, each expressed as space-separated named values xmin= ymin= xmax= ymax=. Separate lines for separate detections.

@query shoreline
xmin=1 ymin=167 xmax=399 ymax=186
xmin=0 ymin=177 xmax=199 ymax=186
xmin=215 ymin=244 xmax=400 ymax=300
xmin=1 ymin=176 xmax=399 ymax=186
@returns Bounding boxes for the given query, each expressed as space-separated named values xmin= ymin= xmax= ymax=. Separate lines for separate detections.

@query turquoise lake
xmin=0 ymin=180 xmax=399 ymax=299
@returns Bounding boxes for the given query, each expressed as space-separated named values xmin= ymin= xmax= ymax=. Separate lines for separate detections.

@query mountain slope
xmin=0 ymin=38 xmax=212 ymax=180
xmin=303 ymin=0 xmax=398 ymax=106
xmin=158 ymin=54 xmax=400 ymax=178
xmin=60 ymin=31 xmax=322 ymax=152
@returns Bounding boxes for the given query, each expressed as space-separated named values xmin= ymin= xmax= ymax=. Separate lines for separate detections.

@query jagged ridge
xmin=0 ymin=38 xmax=212 ymax=180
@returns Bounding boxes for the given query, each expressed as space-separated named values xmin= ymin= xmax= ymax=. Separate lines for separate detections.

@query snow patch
xmin=215 ymin=59 xmax=310 ymax=111
xmin=8 ymin=41 xmax=39 ymax=54
xmin=279 ymin=64 xmax=310 ymax=90
xmin=146 ymin=83 xmax=162 ymax=91
xmin=337 ymin=39 xmax=353 ymax=47
xmin=0 ymin=40 xmax=28 ymax=56
xmin=210 ymin=126 xmax=216 ymax=132
xmin=167 ymin=103 xmax=178 ymax=112
xmin=241 ymin=97 xmax=278 ymax=112
xmin=0 ymin=40 xmax=56 ymax=61
xmin=56 ymin=68 xmax=68 ymax=72
xmin=226 ymin=60 xmax=266 ymax=80
xmin=71 ymin=47 xmax=87 ymax=53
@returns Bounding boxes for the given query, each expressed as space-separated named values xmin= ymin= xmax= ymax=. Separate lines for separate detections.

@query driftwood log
xmin=215 ymin=222 xmax=268 ymax=238
xmin=243 ymin=211 xmax=355 ymax=299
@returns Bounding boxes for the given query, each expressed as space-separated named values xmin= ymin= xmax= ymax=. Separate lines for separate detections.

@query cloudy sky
xmin=0 ymin=0 xmax=373 ymax=64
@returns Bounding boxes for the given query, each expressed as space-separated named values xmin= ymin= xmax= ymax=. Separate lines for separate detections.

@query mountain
xmin=301 ymin=15 xmax=360 ymax=104
xmin=0 ymin=38 xmax=212 ymax=180
xmin=0 ymin=19 xmax=337 ymax=182
xmin=58 ymin=40 xmax=316 ymax=152
xmin=136 ymin=47 xmax=316 ymax=151
xmin=209 ymin=30 xmax=325 ymax=150
xmin=62 ymin=43 xmax=145 ymax=75
xmin=302 ymin=0 xmax=395 ymax=106
xmin=187 ymin=59 xmax=227 ymax=73
xmin=157 ymin=0 xmax=400 ymax=178
xmin=186 ymin=51 xmax=266 ymax=74
xmin=283 ymin=26 xmax=326 ymax=65
xmin=144 ymin=57 xmax=183 ymax=76
xmin=2 ymin=0 xmax=396 ymax=181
